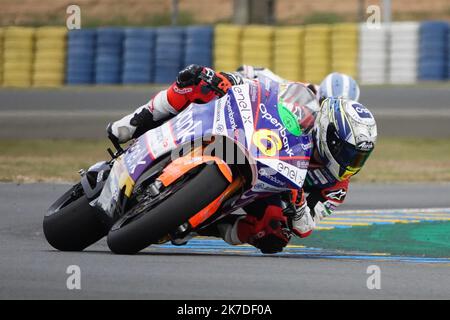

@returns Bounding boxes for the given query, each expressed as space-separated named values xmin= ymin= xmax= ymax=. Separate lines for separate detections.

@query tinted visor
xmin=326 ymin=124 xmax=373 ymax=171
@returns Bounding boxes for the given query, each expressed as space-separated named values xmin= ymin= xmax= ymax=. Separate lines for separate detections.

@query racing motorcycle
xmin=43 ymin=77 xmax=319 ymax=254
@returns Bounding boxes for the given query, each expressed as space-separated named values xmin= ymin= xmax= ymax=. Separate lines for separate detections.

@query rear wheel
xmin=43 ymin=184 xmax=109 ymax=251
xmin=107 ymin=164 xmax=229 ymax=254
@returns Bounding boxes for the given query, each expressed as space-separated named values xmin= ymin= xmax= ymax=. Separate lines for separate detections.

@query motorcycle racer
xmin=108 ymin=64 xmax=377 ymax=253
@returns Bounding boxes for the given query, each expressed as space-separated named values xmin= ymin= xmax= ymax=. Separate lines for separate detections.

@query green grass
xmin=352 ymin=138 xmax=450 ymax=183
xmin=0 ymin=140 xmax=111 ymax=183
xmin=0 ymin=137 xmax=450 ymax=183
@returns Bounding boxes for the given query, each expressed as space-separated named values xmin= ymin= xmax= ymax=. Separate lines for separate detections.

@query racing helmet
xmin=314 ymin=98 xmax=377 ymax=181
xmin=319 ymin=72 xmax=360 ymax=104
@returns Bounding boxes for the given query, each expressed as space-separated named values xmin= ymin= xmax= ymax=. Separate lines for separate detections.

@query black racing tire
xmin=107 ymin=164 xmax=229 ymax=255
xmin=43 ymin=185 xmax=109 ymax=251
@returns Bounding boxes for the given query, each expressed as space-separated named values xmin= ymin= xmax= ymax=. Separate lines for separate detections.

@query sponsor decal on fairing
xmin=232 ymin=84 xmax=254 ymax=147
xmin=257 ymin=158 xmax=306 ymax=189
xmin=258 ymin=103 xmax=295 ymax=157
xmin=174 ymin=106 xmax=202 ymax=143
xmin=212 ymin=95 xmax=227 ymax=135
xmin=124 ymin=140 xmax=148 ymax=175
xmin=146 ymin=123 xmax=177 ymax=159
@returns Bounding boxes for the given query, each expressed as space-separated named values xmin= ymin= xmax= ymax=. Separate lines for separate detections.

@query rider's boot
xmin=107 ymin=89 xmax=178 ymax=144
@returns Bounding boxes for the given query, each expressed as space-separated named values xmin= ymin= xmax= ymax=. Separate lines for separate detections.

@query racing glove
xmin=288 ymin=201 xmax=333 ymax=238
xmin=176 ymin=64 xmax=236 ymax=98
xmin=163 ymin=64 xmax=241 ymax=113
xmin=288 ymin=201 xmax=315 ymax=238
xmin=312 ymin=201 xmax=332 ymax=225
xmin=283 ymin=190 xmax=315 ymax=238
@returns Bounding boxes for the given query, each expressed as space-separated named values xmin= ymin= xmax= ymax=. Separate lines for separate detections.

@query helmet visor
xmin=326 ymin=124 xmax=373 ymax=173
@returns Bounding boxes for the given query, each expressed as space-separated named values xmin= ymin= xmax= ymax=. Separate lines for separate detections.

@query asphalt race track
xmin=1 ymin=86 xmax=450 ymax=138
xmin=0 ymin=182 xmax=449 ymax=300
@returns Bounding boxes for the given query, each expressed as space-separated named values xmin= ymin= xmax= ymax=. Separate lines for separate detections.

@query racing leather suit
xmin=237 ymin=65 xmax=350 ymax=225
xmin=108 ymin=64 xmax=349 ymax=254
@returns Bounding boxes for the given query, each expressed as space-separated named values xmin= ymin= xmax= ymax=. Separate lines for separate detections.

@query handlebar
xmin=106 ymin=123 xmax=124 ymax=159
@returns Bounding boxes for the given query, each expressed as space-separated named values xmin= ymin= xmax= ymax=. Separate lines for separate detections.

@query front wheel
xmin=43 ymin=184 xmax=109 ymax=251
xmin=107 ymin=164 xmax=230 ymax=254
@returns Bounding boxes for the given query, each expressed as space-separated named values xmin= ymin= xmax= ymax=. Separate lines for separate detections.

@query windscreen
xmin=278 ymin=83 xmax=320 ymax=135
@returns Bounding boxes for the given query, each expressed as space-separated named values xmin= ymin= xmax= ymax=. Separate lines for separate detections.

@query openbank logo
xmin=259 ymin=104 xmax=295 ymax=157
